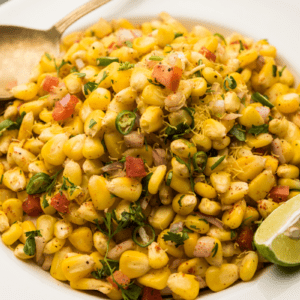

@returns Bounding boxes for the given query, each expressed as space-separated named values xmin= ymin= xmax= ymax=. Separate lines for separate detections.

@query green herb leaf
xmin=122 ymin=284 xmax=142 ymax=300
xmin=229 ymin=124 xmax=246 ymax=141
xmin=89 ymin=119 xmax=97 ymax=128
xmin=211 ymin=242 xmax=219 ymax=257
xmin=230 ymin=230 xmax=237 ymax=239
xmin=118 ymin=62 xmax=135 ymax=71
xmin=42 ymin=195 xmax=49 ymax=209
xmin=248 ymin=124 xmax=269 ymax=136
xmin=165 ymin=44 xmax=173 ymax=53
xmin=178 ymin=195 xmax=185 ymax=207
xmin=147 ymin=78 xmax=165 ymax=88
xmin=162 ymin=231 xmax=189 ymax=247
xmin=174 ymin=32 xmax=183 ymax=39
xmin=279 ymin=66 xmax=286 ymax=77
xmin=211 ymin=156 xmax=226 ymax=170
xmin=141 ymin=173 xmax=153 ymax=197
xmin=97 ymin=57 xmax=119 ymax=66
xmin=60 ymin=176 xmax=78 ymax=196
xmin=251 ymin=92 xmax=274 ymax=108
xmin=214 ymin=33 xmax=227 ymax=45
xmin=223 ymin=75 xmax=237 ymax=91
xmin=166 ymin=171 xmax=173 ymax=186
xmin=83 ymin=81 xmax=99 ymax=95
xmin=23 ymin=230 xmax=42 ymax=256
xmin=148 ymin=56 xmax=164 ymax=61
xmin=70 ymin=66 xmax=78 ymax=73
xmin=45 ymin=53 xmax=52 ymax=61
xmin=124 ymin=41 xmax=133 ymax=48
xmin=91 ymin=259 xmax=119 ymax=279
xmin=26 ymin=172 xmax=52 ymax=195
xmin=54 ymin=59 xmax=69 ymax=77
xmin=73 ymin=72 xmax=86 ymax=78
xmin=239 ymin=40 xmax=244 ymax=53
xmin=0 ymin=174 xmax=3 ymax=184
xmin=272 ymin=65 xmax=277 ymax=77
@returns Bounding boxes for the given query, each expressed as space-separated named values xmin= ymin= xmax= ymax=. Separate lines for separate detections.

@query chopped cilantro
xmin=248 ymin=124 xmax=269 ymax=136
xmin=89 ymin=119 xmax=97 ymax=129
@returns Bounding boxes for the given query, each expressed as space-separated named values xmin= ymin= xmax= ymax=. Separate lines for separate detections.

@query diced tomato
xmin=236 ymin=226 xmax=254 ymax=251
xmin=269 ymin=185 xmax=289 ymax=203
xmin=142 ymin=287 xmax=163 ymax=300
xmin=5 ymin=80 xmax=17 ymax=91
xmin=107 ymin=271 xmax=130 ymax=290
xmin=146 ymin=59 xmax=159 ymax=69
xmin=22 ymin=195 xmax=43 ymax=217
xmin=199 ymin=47 xmax=216 ymax=62
xmin=52 ymin=94 xmax=79 ymax=121
xmin=126 ymin=156 xmax=147 ymax=178
xmin=42 ymin=75 xmax=59 ymax=93
xmin=152 ymin=64 xmax=182 ymax=92
xmin=50 ymin=193 xmax=70 ymax=213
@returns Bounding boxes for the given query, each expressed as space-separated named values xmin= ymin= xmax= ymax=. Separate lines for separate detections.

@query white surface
xmin=1 ymin=0 xmax=300 ymax=299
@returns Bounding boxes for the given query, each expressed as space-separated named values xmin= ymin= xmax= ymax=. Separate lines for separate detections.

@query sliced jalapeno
xmin=115 ymin=110 xmax=136 ymax=135
xmin=132 ymin=224 xmax=155 ymax=247
xmin=193 ymin=151 xmax=207 ymax=172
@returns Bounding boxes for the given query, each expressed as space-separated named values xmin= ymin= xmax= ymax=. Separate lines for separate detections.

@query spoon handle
xmin=53 ymin=0 xmax=111 ymax=35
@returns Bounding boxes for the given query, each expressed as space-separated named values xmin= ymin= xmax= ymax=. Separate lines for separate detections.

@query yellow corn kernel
xmin=206 ymin=264 xmax=239 ymax=292
xmin=64 ymin=116 xmax=84 ymax=137
xmin=239 ymin=251 xmax=259 ymax=281
xmin=279 ymin=67 xmax=294 ymax=86
xmin=2 ymin=222 xmax=22 ymax=246
xmin=119 ymin=250 xmax=150 ymax=279
xmin=11 ymin=82 xmax=38 ymax=101
xmin=130 ymin=67 xmax=151 ymax=92
xmin=86 ymin=87 xmax=111 ymax=111
xmin=77 ymin=201 xmax=104 ymax=224
xmin=178 ymin=257 xmax=209 ymax=277
xmin=241 ymin=68 xmax=252 ymax=83
xmin=210 ymin=171 xmax=231 ymax=194
xmin=171 ymin=157 xmax=190 ymax=178
xmin=111 ymin=69 xmax=132 ymax=93
xmin=190 ymin=77 xmax=207 ymax=97
xmin=191 ymin=134 xmax=212 ymax=152
xmin=3 ymin=168 xmax=26 ymax=192
xmin=172 ymin=194 xmax=197 ymax=215
xmin=184 ymin=232 xmax=200 ymax=258
xmin=24 ymin=139 xmax=44 ymax=157
xmin=288 ymin=190 xmax=300 ymax=199
xmin=220 ymin=181 xmax=249 ymax=205
xmin=68 ymin=227 xmax=93 ymax=252
xmin=141 ymin=84 xmax=165 ymax=106
xmin=156 ymin=25 xmax=174 ymax=47
xmin=148 ymin=242 xmax=169 ymax=269
xmin=110 ymin=47 xmax=138 ymax=64
xmin=277 ymin=164 xmax=299 ymax=179
xmin=36 ymin=215 xmax=57 ymax=242
xmin=54 ymin=219 xmax=73 ymax=240
xmin=61 ymin=254 xmax=95 ymax=282
xmin=82 ymin=159 xmax=103 ymax=176
xmin=185 ymin=214 xmax=210 ymax=234
xmin=167 ymin=272 xmax=200 ymax=300
xmin=19 ymin=220 xmax=36 ymax=244
xmin=50 ymin=246 xmax=72 ymax=281
xmin=224 ymin=91 xmax=241 ymax=113
xmin=201 ymin=67 xmax=222 ymax=85
xmin=11 ymin=147 xmax=36 ymax=173
xmin=140 ymin=106 xmax=164 ymax=133
xmin=106 ymin=177 xmax=142 ymax=202
xmin=242 ymin=206 xmax=260 ymax=226
xmin=123 ymin=145 xmax=153 ymax=167
xmin=14 ymin=243 xmax=35 ymax=260
xmin=44 ymin=237 xmax=66 ymax=254
xmin=238 ymin=49 xmax=258 ymax=67
xmin=137 ymin=266 xmax=171 ymax=290
xmin=198 ymin=198 xmax=221 ymax=216
xmin=157 ymin=229 xmax=184 ymax=258
xmin=104 ymin=131 xmax=127 ymax=159
xmin=207 ymin=225 xmax=236 ymax=242
xmin=90 ymin=252 xmax=104 ymax=270
xmin=246 ymin=132 xmax=273 ymax=148
xmin=265 ymin=83 xmax=289 ymax=105
xmin=0 ymin=210 xmax=9 ymax=232
xmin=93 ymin=231 xmax=116 ymax=256
xmin=236 ymin=155 xmax=266 ymax=181
xmin=19 ymin=100 xmax=46 ymax=118
xmin=18 ymin=111 xmax=34 ymax=141
xmin=0 ymin=190 xmax=17 ymax=206
xmin=203 ymin=119 xmax=226 ymax=140
xmin=290 ymin=140 xmax=300 ymax=165
xmin=148 ymin=165 xmax=167 ymax=195
xmin=86 ymin=41 xmax=105 ymax=65
xmin=248 ymin=169 xmax=276 ymax=201
xmin=148 ymin=205 xmax=175 ymax=230
xmin=239 ymin=106 xmax=264 ymax=128
xmin=84 ymin=110 xmax=105 ymax=138
xmin=70 ymin=278 xmax=112 ymax=294
xmin=96 ymin=62 xmax=119 ymax=90
xmin=82 ymin=136 xmax=104 ymax=159
xmin=63 ymin=159 xmax=82 ymax=186
xmin=133 ymin=36 xmax=156 ymax=55
xmin=170 ymin=139 xmax=197 ymax=159
xmin=212 ymin=136 xmax=231 ymax=150
xmin=63 ymin=134 xmax=85 ymax=161
xmin=276 ymin=93 xmax=299 ymax=114
xmin=257 ymin=199 xmax=279 ymax=218
xmin=194 ymin=182 xmax=217 ymax=199
xmin=2 ymin=198 xmax=23 ymax=224
xmin=222 ymin=199 xmax=247 ymax=229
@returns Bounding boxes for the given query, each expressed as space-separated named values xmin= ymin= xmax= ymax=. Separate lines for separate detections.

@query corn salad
xmin=0 ymin=12 xmax=299 ymax=300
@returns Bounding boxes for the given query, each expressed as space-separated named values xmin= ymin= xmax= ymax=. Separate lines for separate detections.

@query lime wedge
xmin=254 ymin=194 xmax=300 ymax=266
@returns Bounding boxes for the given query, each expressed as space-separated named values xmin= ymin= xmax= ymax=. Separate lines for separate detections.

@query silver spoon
xmin=0 ymin=0 xmax=111 ymax=101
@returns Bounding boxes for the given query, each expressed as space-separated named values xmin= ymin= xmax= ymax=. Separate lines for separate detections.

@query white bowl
xmin=1 ymin=0 xmax=300 ymax=299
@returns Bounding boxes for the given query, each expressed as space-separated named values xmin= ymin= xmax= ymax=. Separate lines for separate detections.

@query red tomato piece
xmin=22 ymin=195 xmax=43 ymax=217
xmin=236 ymin=226 xmax=254 ymax=251
xmin=269 ymin=185 xmax=289 ymax=203
xmin=52 ymin=94 xmax=79 ymax=121
xmin=142 ymin=287 xmax=163 ymax=300
xmin=126 ymin=156 xmax=147 ymax=178
xmin=199 ymin=47 xmax=216 ymax=62
xmin=107 ymin=271 xmax=130 ymax=290
xmin=50 ymin=193 xmax=70 ymax=213
xmin=42 ymin=75 xmax=59 ymax=93
xmin=152 ymin=64 xmax=183 ymax=92
xmin=146 ymin=59 xmax=159 ymax=69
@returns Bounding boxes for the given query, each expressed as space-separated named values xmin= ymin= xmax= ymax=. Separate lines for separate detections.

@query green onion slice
xmin=211 ymin=156 xmax=226 ymax=170
xmin=97 ymin=57 xmax=119 ymax=67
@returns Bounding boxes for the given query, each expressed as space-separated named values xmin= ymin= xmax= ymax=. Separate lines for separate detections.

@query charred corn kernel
xmin=11 ymin=82 xmax=38 ymax=101
xmin=3 ymin=168 xmax=27 ymax=192
xmin=202 ymin=67 xmax=222 ymax=85
xmin=203 ymin=119 xmax=226 ymax=140
xmin=167 ymin=272 xmax=200 ymax=300
xmin=41 ymin=133 xmax=68 ymax=166
xmin=137 ymin=266 xmax=171 ymax=290
xmin=222 ymin=199 xmax=247 ymax=229
xmin=238 ymin=49 xmax=258 ymax=67
xmin=14 ymin=243 xmax=35 ymax=260
xmin=2 ymin=198 xmax=23 ymax=224
xmin=220 ymin=182 xmax=248 ymax=205
xmin=133 ymin=36 xmax=156 ymax=54
xmin=172 ymin=194 xmax=197 ymax=215
xmin=148 ymin=205 xmax=175 ymax=230
xmin=184 ymin=232 xmax=200 ymax=258
xmin=88 ymin=176 xmax=116 ymax=210
xmin=194 ymin=182 xmax=217 ymax=199
xmin=206 ymin=264 xmax=239 ymax=292
xmin=236 ymin=155 xmax=266 ymax=181
xmin=106 ymin=177 xmax=142 ymax=202
xmin=19 ymin=100 xmax=46 ymax=118
xmin=70 ymin=278 xmax=112 ymax=294
xmin=277 ymin=164 xmax=299 ymax=179
xmin=86 ymin=88 xmax=111 ymax=111
xmin=36 ymin=215 xmax=57 ymax=242
xmin=11 ymin=147 xmax=36 ymax=173
xmin=185 ymin=214 xmax=210 ymax=234
xmin=157 ymin=229 xmax=184 ymax=258
xmin=248 ymin=169 xmax=276 ymax=201
xmin=44 ymin=237 xmax=66 ymax=254
xmin=207 ymin=225 xmax=236 ymax=242
xmin=54 ymin=220 xmax=73 ymax=240
xmin=242 ymin=206 xmax=260 ymax=226
xmin=170 ymin=139 xmax=197 ymax=159
xmin=63 ymin=134 xmax=85 ymax=161
xmin=148 ymin=165 xmax=167 ymax=195
xmin=148 ymin=242 xmax=169 ymax=269
xmin=210 ymin=171 xmax=231 ymax=194
xmin=61 ymin=254 xmax=95 ymax=282
xmin=0 ymin=211 xmax=9 ymax=232
xmin=239 ymin=251 xmax=258 ymax=282
xmin=140 ymin=106 xmax=164 ymax=133
xmin=93 ymin=231 xmax=116 ymax=256
xmin=104 ymin=131 xmax=127 ymax=159
xmin=258 ymin=199 xmax=279 ymax=218
xmin=18 ymin=111 xmax=34 ymax=141
xmin=19 ymin=221 xmax=36 ymax=244
xmin=178 ymin=257 xmax=209 ymax=277
xmin=239 ymin=106 xmax=264 ymax=128
xmin=276 ymin=93 xmax=299 ymax=114
xmin=191 ymin=134 xmax=212 ymax=152
xmin=50 ymin=246 xmax=73 ymax=281
xmin=2 ymin=222 xmax=22 ymax=246
xmin=199 ymin=198 xmax=221 ymax=216
xmin=190 ymin=77 xmax=207 ymax=97
xmin=68 ymin=227 xmax=93 ymax=252
xmin=82 ymin=136 xmax=104 ymax=159
xmin=119 ymin=250 xmax=150 ymax=279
